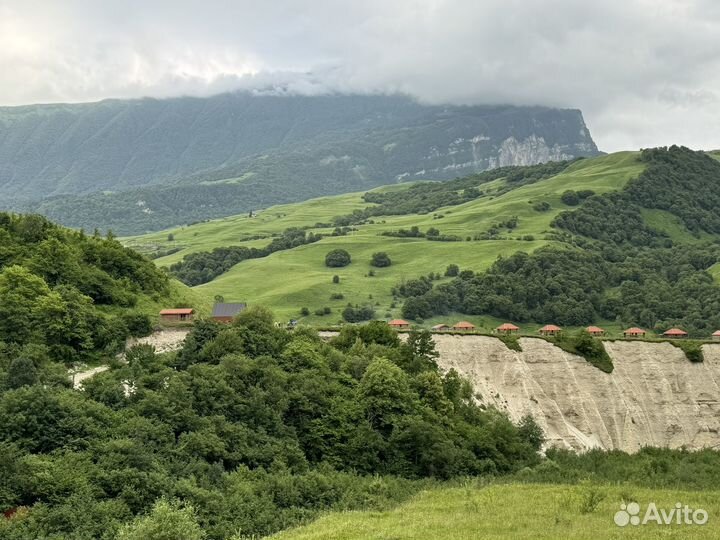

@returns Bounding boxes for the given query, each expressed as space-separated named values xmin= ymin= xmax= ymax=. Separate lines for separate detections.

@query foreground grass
xmin=123 ymin=152 xmax=643 ymax=322
xmin=270 ymin=483 xmax=720 ymax=540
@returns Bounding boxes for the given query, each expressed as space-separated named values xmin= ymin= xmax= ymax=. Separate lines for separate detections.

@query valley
xmin=125 ymin=151 xmax=642 ymax=324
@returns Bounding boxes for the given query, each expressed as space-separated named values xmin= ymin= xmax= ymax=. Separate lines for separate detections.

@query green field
xmin=125 ymin=152 xmax=644 ymax=322
xmin=270 ymin=483 xmax=720 ymax=540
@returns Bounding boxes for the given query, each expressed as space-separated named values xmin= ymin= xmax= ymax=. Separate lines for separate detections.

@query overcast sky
xmin=1 ymin=0 xmax=719 ymax=152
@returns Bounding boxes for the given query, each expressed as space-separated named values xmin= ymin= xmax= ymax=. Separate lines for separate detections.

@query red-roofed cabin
xmin=496 ymin=323 xmax=520 ymax=334
xmin=432 ymin=324 xmax=450 ymax=331
xmin=586 ymin=326 xmax=605 ymax=336
xmin=623 ymin=327 xmax=646 ymax=338
xmin=159 ymin=308 xmax=194 ymax=324
xmin=453 ymin=321 xmax=476 ymax=331
xmin=713 ymin=330 xmax=720 ymax=341
xmin=539 ymin=324 xmax=562 ymax=336
xmin=663 ymin=328 xmax=688 ymax=339
xmin=388 ymin=319 xmax=410 ymax=329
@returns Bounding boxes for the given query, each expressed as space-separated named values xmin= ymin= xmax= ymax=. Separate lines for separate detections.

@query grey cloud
xmin=0 ymin=0 xmax=719 ymax=151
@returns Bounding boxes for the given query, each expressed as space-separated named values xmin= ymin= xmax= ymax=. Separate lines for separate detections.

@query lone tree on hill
xmin=325 ymin=249 xmax=351 ymax=268
xmin=371 ymin=252 xmax=392 ymax=267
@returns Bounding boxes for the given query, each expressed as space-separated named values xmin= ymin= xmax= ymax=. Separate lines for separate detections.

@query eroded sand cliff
xmin=434 ymin=335 xmax=720 ymax=452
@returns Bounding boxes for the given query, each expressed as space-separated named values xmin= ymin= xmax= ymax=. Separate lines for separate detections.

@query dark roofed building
xmin=212 ymin=303 xmax=247 ymax=323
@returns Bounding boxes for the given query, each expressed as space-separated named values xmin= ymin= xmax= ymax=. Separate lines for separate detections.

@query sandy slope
xmin=434 ymin=335 xmax=720 ymax=452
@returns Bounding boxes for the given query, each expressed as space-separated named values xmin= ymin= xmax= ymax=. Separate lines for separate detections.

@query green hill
xmin=127 ymin=146 xmax=720 ymax=336
xmin=270 ymin=483 xmax=720 ymax=540
xmin=0 ymin=212 xmax=202 ymax=366
xmin=125 ymin=152 xmax=642 ymax=322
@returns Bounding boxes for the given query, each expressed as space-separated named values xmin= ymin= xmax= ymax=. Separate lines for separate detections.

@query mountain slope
xmin=0 ymin=93 xmax=600 ymax=234
xmin=270 ymin=483 xmax=720 ymax=540
xmin=124 ymin=152 xmax=642 ymax=321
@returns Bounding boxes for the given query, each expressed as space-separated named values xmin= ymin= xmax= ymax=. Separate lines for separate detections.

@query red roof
xmin=388 ymin=319 xmax=409 ymax=326
xmin=663 ymin=328 xmax=688 ymax=336
xmin=497 ymin=323 xmax=519 ymax=331
xmin=586 ymin=326 xmax=605 ymax=333
xmin=624 ymin=327 xmax=646 ymax=334
xmin=160 ymin=308 xmax=194 ymax=315
xmin=713 ymin=330 xmax=720 ymax=336
xmin=453 ymin=321 xmax=476 ymax=329
xmin=540 ymin=324 xmax=562 ymax=332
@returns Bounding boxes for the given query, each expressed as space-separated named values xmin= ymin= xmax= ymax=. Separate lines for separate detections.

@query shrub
xmin=325 ymin=249 xmax=351 ymax=267
xmin=122 ymin=312 xmax=153 ymax=337
xmin=445 ymin=264 xmax=459 ymax=277
xmin=300 ymin=307 xmax=310 ymax=316
xmin=371 ymin=252 xmax=392 ymax=267
xmin=330 ymin=293 xmax=345 ymax=300
xmin=532 ymin=201 xmax=551 ymax=212
xmin=342 ymin=304 xmax=375 ymax=323
xmin=561 ymin=190 xmax=580 ymax=206
xmin=332 ymin=275 xmax=340 ymax=284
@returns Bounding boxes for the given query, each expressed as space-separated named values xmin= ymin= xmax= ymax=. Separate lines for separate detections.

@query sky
xmin=1 ymin=0 xmax=719 ymax=152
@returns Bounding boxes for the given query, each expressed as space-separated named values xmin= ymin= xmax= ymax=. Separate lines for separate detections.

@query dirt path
xmin=70 ymin=365 xmax=110 ymax=389
xmin=71 ymin=329 xmax=191 ymax=388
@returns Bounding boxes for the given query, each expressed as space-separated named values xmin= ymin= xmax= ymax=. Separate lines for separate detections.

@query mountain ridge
xmin=0 ymin=92 xmax=599 ymax=234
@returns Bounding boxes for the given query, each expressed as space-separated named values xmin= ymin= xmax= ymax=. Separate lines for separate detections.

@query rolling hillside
xmin=0 ymin=93 xmax=600 ymax=234
xmin=125 ymin=151 xmax=642 ymax=322
xmin=269 ymin=483 xmax=720 ymax=540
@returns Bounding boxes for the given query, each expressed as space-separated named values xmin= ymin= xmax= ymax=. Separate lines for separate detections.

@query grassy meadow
xmin=125 ymin=152 xmax=644 ymax=322
xmin=270 ymin=483 xmax=720 ymax=540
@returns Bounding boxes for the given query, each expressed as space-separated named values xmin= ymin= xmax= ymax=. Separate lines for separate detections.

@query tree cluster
xmin=0 ymin=213 xmax=165 ymax=362
xmin=0 ymin=311 xmax=542 ymax=539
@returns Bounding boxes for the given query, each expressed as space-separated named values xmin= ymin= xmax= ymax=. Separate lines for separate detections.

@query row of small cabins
xmin=387 ymin=320 xmax=720 ymax=339
xmin=160 ymin=309 xmax=720 ymax=340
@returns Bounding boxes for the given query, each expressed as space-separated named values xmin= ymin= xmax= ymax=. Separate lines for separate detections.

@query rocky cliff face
xmin=434 ymin=335 xmax=720 ymax=452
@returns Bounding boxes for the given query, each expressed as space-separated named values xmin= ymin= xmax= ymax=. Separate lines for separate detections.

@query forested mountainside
xmin=0 ymin=212 xmax=171 ymax=366
xmin=0 ymin=93 xmax=599 ymax=234
xmin=400 ymin=147 xmax=720 ymax=335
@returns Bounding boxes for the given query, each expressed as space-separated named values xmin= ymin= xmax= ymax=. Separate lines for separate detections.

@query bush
xmin=532 ymin=201 xmax=551 ymax=212
xmin=371 ymin=252 xmax=392 ymax=267
xmin=342 ymin=304 xmax=375 ymax=323
xmin=561 ymin=190 xmax=580 ymax=206
xmin=325 ymin=249 xmax=351 ymax=267
xmin=445 ymin=264 xmax=459 ymax=277
xmin=332 ymin=275 xmax=340 ymax=284
xmin=122 ymin=312 xmax=153 ymax=337
xmin=300 ymin=307 xmax=310 ymax=316
xmin=330 ymin=293 xmax=344 ymax=300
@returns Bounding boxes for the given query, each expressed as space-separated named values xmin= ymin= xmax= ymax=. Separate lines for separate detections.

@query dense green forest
xmin=399 ymin=147 xmax=720 ymax=335
xmin=0 ymin=311 xmax=543 ymax=539
xmin=0 ymin=213 xmax=168 ymax=363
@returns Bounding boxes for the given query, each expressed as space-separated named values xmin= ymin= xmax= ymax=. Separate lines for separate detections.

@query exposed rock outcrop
xmin=434 ymin=335 xmax=720 ymax=453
